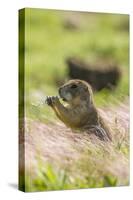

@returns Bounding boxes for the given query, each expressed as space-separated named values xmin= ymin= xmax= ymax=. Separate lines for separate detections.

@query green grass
xmin=24 ymin=164 xmax=119 ymax=192
xmin=23 ymin=8 xmax=129 ymax=120
xmin=19 ymin=8 xmax=129 ymax=192
xmin=19 ymin=112 xmax=129 ymax=192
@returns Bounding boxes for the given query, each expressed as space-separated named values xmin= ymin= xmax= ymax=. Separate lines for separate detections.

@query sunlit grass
xmin=24 ymin=9 xmax=129 ymax=118
xmin=24 ymin=164 xmax=119 ymax=192
xmin=19 ymin=8 xmax=129 ymax=192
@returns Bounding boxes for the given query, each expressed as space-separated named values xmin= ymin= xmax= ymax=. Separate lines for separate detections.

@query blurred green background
xmin=19 ymin=8 xmax=129 ymax=192
xmin=23 ymin=8 xmax=129 ymax=121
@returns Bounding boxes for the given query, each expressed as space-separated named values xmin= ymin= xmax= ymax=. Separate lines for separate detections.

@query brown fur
xmin=46 ymin=79 xmax=112 ymax=141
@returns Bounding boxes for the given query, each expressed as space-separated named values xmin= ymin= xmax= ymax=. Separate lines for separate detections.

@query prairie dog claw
xmin=45 ymin=96 xmax=59 ymax=106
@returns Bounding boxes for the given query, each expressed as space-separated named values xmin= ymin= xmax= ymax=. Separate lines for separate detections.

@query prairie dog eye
xmin=70 ymin=84 xmax=78 ymax=89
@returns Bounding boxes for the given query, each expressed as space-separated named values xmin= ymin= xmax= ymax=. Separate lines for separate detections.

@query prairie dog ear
xmin=84 ymin=85 xmax=88 ymax=91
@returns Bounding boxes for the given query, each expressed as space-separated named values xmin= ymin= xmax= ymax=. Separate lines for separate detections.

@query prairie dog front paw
xmin=45 ymin=96 xmax=53 ymax=106
xmin=45 ymin=96 xmax=59 ymax=106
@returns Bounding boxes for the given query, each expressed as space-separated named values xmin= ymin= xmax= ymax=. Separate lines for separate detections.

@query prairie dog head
xmin=59 ymin=79 xmax=94 ymax=106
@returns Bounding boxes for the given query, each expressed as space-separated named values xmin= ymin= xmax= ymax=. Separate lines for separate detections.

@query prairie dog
xmin=46 ymin=79 xmax=112 ymax=141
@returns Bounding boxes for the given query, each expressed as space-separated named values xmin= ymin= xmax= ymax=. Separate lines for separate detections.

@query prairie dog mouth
xmin=59 ymin=94 xmax=68 ymax=102
xmin=62 ymin=97 xmax=67 ymax=102
xmin=59 ymin=91 xmax=72 ymax=102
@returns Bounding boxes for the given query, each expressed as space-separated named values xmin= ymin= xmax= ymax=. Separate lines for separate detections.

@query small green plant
xmin=103 ymin=175 xmax=117 ymax=187
xmin=24 ymin=164 xmax=119 ymax=192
